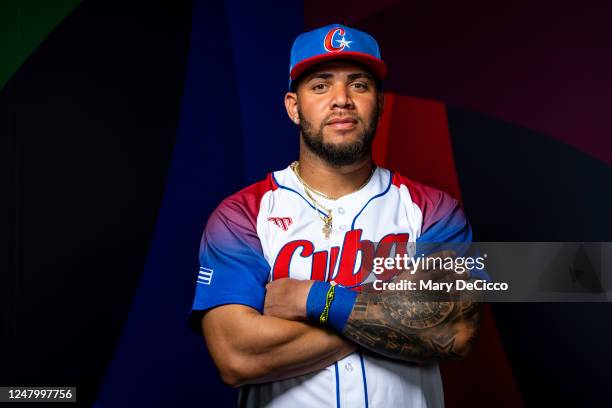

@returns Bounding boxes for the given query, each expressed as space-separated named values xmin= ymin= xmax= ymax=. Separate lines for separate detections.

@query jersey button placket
xmin=333 ymin=202 xmax=350 ymax=234
xmin=338 ymin=354 xmax=365 ymax=408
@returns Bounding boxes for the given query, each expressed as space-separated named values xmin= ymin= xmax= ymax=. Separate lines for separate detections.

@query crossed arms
xmin=202 ymin=305 xmax=356 ymax=387
xmin=201 ymin=251 xmax=481 ymax=387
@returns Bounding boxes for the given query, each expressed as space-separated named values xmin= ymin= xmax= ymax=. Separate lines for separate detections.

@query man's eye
xmin=352 ymin=82 xmax=369 ymax=90
xmin=312 ymin=83 xmax=327 ymax=91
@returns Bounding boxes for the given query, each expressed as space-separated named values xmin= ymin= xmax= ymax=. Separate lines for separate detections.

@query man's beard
xmin=298 ymin=106 xmax=379 ymax=167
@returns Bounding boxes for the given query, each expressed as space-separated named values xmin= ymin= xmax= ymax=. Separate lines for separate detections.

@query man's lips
xmin=326 ymin=117 xmax=358 ymax=129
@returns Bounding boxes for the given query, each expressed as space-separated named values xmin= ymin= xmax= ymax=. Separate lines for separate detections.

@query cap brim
xmin=290 ymin=51 xmax=387 ymax=83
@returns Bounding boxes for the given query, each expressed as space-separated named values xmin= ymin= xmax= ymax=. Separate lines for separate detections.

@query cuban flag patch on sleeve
xmin=197 ymin=267 xmax=214 ymax=285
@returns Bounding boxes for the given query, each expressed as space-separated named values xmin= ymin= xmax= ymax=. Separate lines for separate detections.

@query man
xmin=190 ymin=24 xmax=480 ymax=407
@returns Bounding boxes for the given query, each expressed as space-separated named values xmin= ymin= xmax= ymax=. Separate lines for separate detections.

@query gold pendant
xmin=322 ymin=214 xmax=332 ymax=239
xmin=322 ymin=224 xmax=331 ymax=239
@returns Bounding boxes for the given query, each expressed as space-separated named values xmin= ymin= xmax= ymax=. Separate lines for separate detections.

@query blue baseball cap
xmin=289 ymin=24 xmax=387 ymax=91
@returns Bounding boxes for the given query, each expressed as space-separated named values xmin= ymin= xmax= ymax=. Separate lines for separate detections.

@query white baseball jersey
xmin=191 ymin=164 xmax=472 ymax=408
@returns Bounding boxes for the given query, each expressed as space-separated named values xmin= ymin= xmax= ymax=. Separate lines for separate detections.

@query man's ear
xmin=284 ymin=92 xmax=300 ymax=125
xmin=377 ymin=92 xmax=385 ymax=118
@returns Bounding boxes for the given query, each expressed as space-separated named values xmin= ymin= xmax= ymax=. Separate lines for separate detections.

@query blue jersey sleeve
xmin=416 ymin=192 xmax=472 ymax=245
xmin=189 ymin=198 xmax=270 ymax=332
xmin=416 ymin=192 xmax=489 ymax=280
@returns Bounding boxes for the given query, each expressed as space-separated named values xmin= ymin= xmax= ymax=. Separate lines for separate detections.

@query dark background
xmin=2 ymin=1 xmax=611 ymax=407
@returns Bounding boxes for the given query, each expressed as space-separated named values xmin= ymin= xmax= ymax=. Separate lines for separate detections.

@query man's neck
xmin=296 ymin=146 xmax=375 ymax=199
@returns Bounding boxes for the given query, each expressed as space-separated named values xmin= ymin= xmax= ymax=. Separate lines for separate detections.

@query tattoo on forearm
xmin=343 ymin=286 xmax=480 ymax=363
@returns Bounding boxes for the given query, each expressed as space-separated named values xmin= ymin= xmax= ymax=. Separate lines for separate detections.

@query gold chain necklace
xmin=304 ymin=188 xmax=334 ymax=239
xmin=290 ymin=161 xmax=376 ymax=239
xmin=292 ymin=162 xmax=340 ymax=201
xmin=291 ymin=161 xmax=376 ymax=200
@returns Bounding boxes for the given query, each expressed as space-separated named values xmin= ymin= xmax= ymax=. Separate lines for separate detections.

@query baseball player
xmin=190 ymin=24 xmax=481 ymax=407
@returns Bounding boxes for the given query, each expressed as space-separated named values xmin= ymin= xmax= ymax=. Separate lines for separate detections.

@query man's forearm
xmin=203 ymin=306 xmax=355 ymax=387
xmin=342 ymin=291 xmax=480 ymax=363
xmin=240 ymin=315 xmax=355 ymax=385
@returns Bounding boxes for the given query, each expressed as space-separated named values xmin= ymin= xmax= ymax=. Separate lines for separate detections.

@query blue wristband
xmin=306 ymin=281 xmax=358 ymax=333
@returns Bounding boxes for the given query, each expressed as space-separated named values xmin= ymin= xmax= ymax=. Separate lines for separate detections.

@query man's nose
xmin=330 ymin=85 xmax=354 ymax=109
